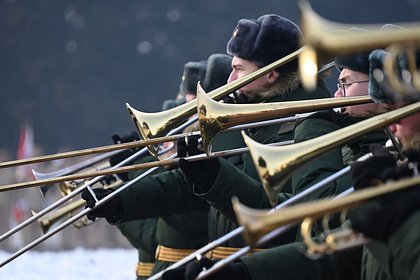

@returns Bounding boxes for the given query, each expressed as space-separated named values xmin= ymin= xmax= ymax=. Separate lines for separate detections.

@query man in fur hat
xmin=81 ymin=14 xmax=340 ymax=279
xmin=161 ymin=60 xmax=207 ymax=111
xmin=347 ymin=49 xmax=420 ymax=280
xmin=168 ymin=46 xmax=393 ymax=280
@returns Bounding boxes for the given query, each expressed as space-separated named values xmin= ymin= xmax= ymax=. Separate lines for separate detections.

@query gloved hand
xmin=350 ymin=184 xmax=420 ymax=242
xmin=81 ymin=188 xmax=123 ymax=222
xmin=162 ymin=258 xmax=249 ymax=280
xmin=350 ymin=144 xmax=397 ymax=189
xmin=177 ymin=136 xmax=220 ymax=192
xmin=350 ymin=149 xmax=420 ymax=241
xmin=109 ymin=131 xmax=140 ymax=181
xmin=380 ymin=149 xmax=420 ymax=181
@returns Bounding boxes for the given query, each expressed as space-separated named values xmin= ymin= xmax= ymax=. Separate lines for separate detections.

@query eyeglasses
xmin=336 ymin=80 xmax=369 ymax=96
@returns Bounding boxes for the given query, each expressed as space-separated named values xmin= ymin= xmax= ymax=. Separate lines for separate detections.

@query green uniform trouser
xmin=151 ymin=212 xmax=209 ymax=274
xmin=361 ymin=243 xmax=392 ymax=280
xmin=241 ymin=242 xmax=362 ymax=280
xmin=116 ymin=219 xmax=158 ymax=279
xmin=137 ymin=250 xmax=156 ymax=280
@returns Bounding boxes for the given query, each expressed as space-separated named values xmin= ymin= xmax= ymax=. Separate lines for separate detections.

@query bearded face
xmin=392 ymin=111 xmax=420 ymax=152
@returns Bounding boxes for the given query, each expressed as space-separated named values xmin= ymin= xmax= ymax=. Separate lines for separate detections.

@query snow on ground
xmin=0 ymin=247 xmax=138 ymax=280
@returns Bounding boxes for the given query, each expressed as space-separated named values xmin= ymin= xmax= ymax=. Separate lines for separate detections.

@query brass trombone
xmin=233 ymin=176 xmax=420 ymax=254
xmin=0 ymin=47 xmax=301 ymax=169
xmin=148 ymin=165 xmax=356 ymax=280
xmin=197 ymin=86 xmax=372 ymax=154
xmin=298 ymin=1 xmax=420 ymax=90
xmin=31 ymin=194 xmax=85 ymax=234
xmin=32 ymin=144 xmax=174 ymax=233
xmin=378 ymin=46 xmax=420 ymax=101
xmin=0 ymin=96 xmax=377 ymax=193
xmin=33 ymin=179 xmax=122 ymax=234
xmin=32 ymin=150 xmax=119 ymax=197
xmin=128 ymin=48 xmax=302 ymax=157
xmin=242 ymin=101 xmax=420 ymax=206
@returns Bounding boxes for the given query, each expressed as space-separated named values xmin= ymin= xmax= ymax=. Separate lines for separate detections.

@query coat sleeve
xmin=117 ymin=168 xmax=209 ymax=223
xmin=194 ymin=158 xmax=272 ymax=222
xmin=291 ymin=118 xmax=344 ymax=201
xmin=196 ymin=118 xmax=343 ymax=223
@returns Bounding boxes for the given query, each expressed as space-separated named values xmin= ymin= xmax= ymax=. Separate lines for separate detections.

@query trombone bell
xmin=243 ymin=102 xmax=420 ymax=206
xmin=198 ymin=88 xmax=373 ymax=155
xmin=299 ymin=1 xmax=420 ymax=90
xmin=234 ymin=176 xmax=420 ymax=250
xmin=127 ymin=48 xmax=304 ymax=157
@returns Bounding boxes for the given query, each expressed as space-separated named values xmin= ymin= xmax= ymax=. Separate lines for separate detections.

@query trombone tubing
xmin=0 ymin=139 xmax=294 ymax=268
xmin=0 ymin=102 xmax=298 ymax=170
xmin=147 ymin=165 xmax=352 ymax=280
xmin=0 ymin=116 xmax=199 ymax=243
xmin=0 ymin=128 xmax=200 ymax=169
xmin=245 ymin=176 xmax=420 ymax=242
xmin=34 ymin=146 xmax=177 ymax=234
xmin=0 ymin=153 xmax=167 ymax=267
xmin=0 ymin=139 xmax=294 ymax=192
xmin=0 ymin=139 xmax=292 ymax=245
xmin=195 ymin=187 xmax=356 ymax=280
xmin=0 ymin=115 xmax=300 ymax=192
xmin=0 ymin=47 xmax=315 ymax=169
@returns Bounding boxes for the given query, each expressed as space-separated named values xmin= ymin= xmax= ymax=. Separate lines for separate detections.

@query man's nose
xmin=227 ymin=72 xmax=236 ymax=83
xmin=334 ymin=89 xmax=344 ymax=98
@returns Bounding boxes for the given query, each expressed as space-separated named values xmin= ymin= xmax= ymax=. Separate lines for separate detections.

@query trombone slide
xmin=242 ymin=101 xmax=420 ymax=206
xmin=299 ymin=1 xmax=420 ymax=89
xmin=234 ymin=176 xmax=420 ymax=248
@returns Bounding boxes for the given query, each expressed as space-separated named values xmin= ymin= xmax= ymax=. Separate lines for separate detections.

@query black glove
xmin=161 ymin=265 xmax=186 ymax=280
xmin=350 ymin=150 xmax=420 ymax=241
xmin=81 ymin=188 xmax=123 ymax=222
xmin=177 ymin=136 xmax=220 ymax=192
xmin=109 ymin=131 xmax=140 ymax=181
xmin=350 ymin=184 xmax=420 ymax=242
xmin=350 ymin=144 xmax=397 ymax=189
xmin=162 ymin=258 xmax=248 ymax=280
xmin=380 ymin=149 xmax=420 ymax=181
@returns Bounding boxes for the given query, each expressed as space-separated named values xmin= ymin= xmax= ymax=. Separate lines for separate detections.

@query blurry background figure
xmin=15 ymin=122 xmax=35 ymax=182
xmin=8 ymin=199 xmax=29 ymax=250
xmin=158 ymin=60 xmax=207 ymax=160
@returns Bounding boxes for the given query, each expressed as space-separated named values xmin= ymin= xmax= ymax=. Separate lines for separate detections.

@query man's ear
xmin=267 ymin=70 xmax=279 ymax=83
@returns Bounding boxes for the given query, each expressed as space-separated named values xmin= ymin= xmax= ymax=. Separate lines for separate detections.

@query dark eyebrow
xmin=232 ymin=64 xmax=243 ymax=70
xmin=339 ymin=75 xmax=350 ymax=83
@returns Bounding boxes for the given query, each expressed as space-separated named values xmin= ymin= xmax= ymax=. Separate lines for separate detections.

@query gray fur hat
xmin=369 ymin=49 xmax=420 ymax=104
xmin=226 ymin=14 xmax=302 ymax=74
xmin=334 ymin=25 xmax=406 ymax=75
xmin=179 ymin=60 xmax=207 ymax=96
xmin=202 ymin=53 xmax=232 ymax=92
xmin=334 ymin=52 xmax=371 ymax=74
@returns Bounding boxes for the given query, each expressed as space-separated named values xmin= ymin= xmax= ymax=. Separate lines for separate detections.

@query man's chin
xmin=401 ymin=133 xmax=420 ymax=152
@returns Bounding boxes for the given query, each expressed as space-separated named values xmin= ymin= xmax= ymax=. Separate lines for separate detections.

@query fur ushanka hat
xmin=226 ymin=14 xmax=303 ymax=74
